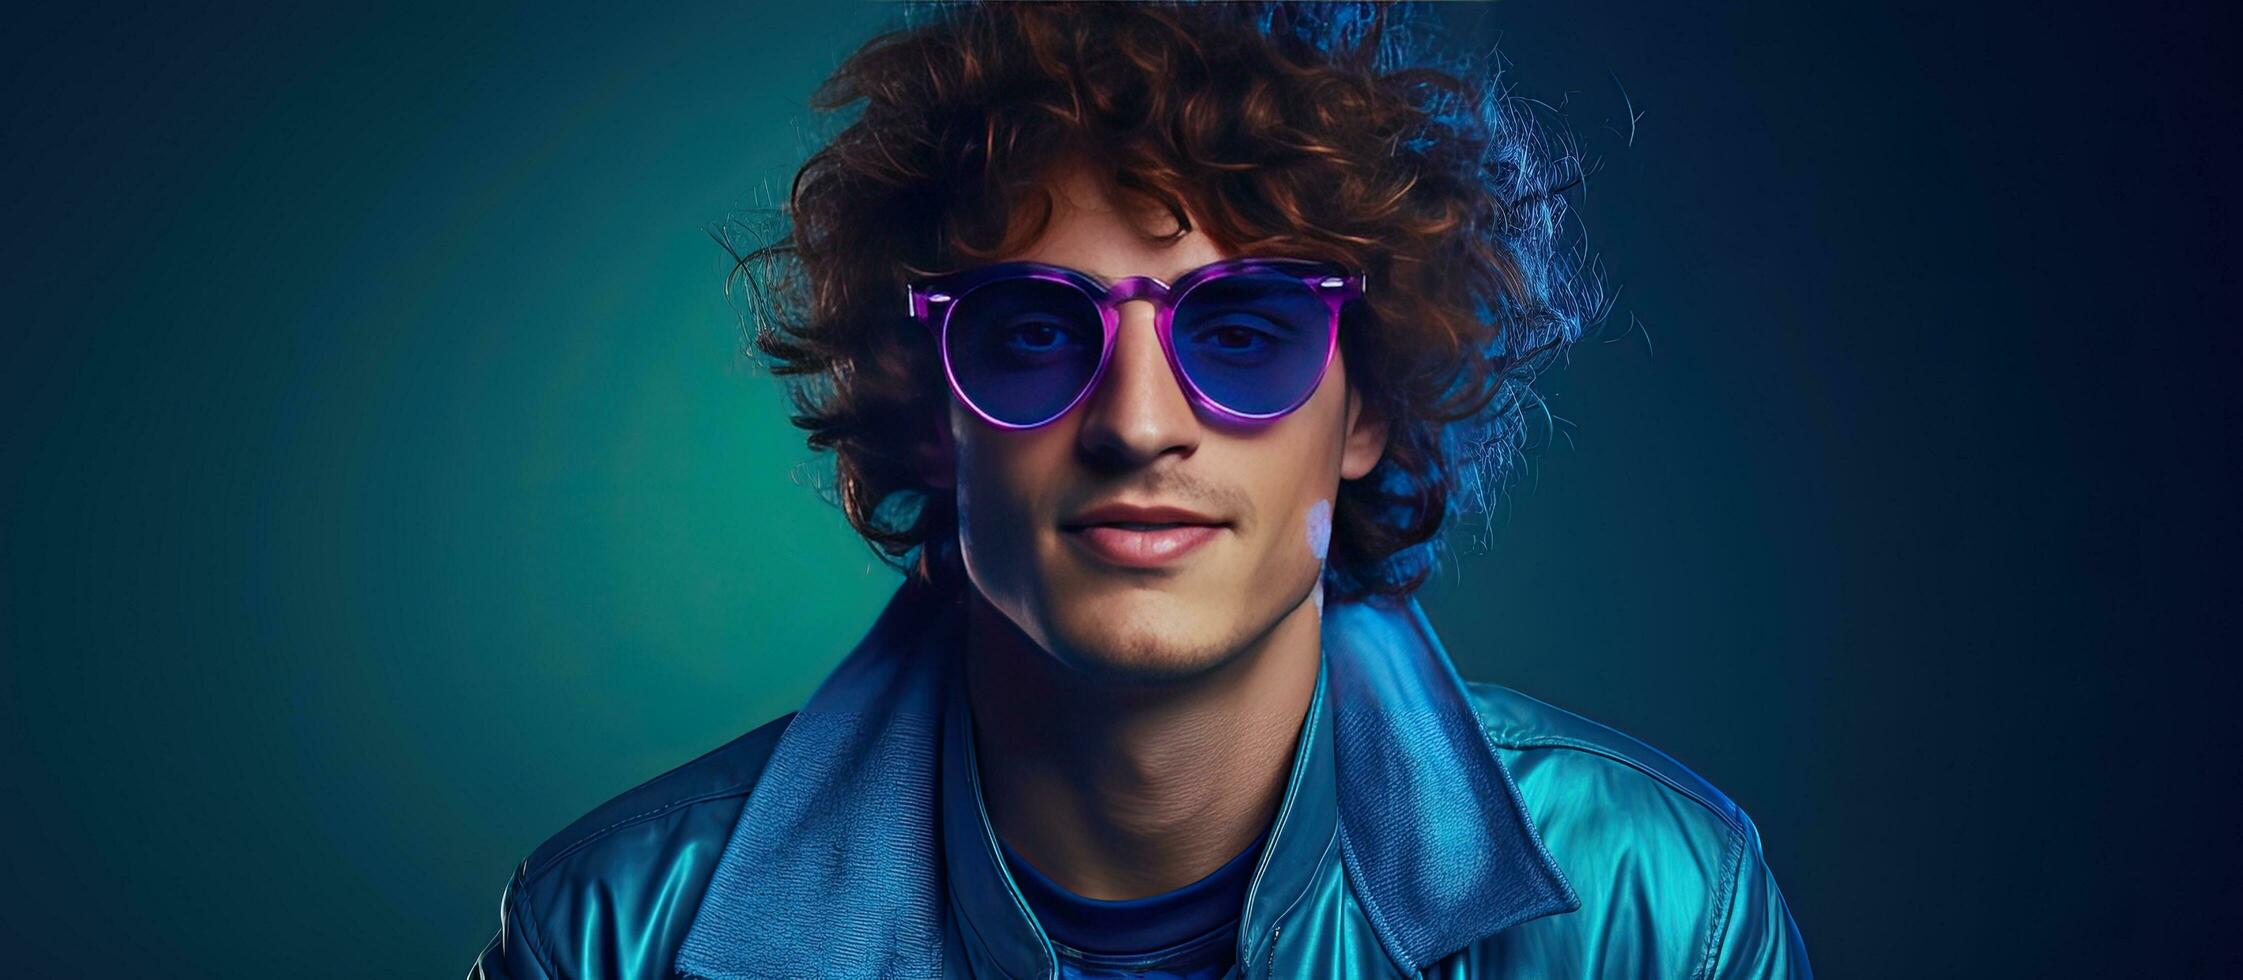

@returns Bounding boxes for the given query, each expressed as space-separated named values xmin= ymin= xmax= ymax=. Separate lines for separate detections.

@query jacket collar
xmin=676 ymin=576 xmax=1578 ymax=979
xmin=1322 ymin=590 xmax=1583 ymax=971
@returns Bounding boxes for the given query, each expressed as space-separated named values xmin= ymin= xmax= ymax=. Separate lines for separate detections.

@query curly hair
xmin=721 ymin=1 xmax=1603 ymax=601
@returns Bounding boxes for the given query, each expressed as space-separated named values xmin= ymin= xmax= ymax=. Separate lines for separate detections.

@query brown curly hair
xmin=721 ymin=1 xmax=1601 ymax=601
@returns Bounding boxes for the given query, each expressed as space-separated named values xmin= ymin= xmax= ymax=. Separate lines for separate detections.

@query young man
xmin=472 ymin=4 xmax=1810 ymax=978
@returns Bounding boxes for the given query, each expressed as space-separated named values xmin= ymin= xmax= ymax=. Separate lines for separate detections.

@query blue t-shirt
xmin=998 ymin=826 xmax=1273 ymax=980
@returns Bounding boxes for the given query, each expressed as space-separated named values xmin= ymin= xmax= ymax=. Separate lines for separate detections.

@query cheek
xmin=957 ymin=452 xmax=1012 ymax=540
xmin=1304 ymin=498 xmax=1333 ymax=563
xmin=954 ymin=426 xmax=1067 ymax=541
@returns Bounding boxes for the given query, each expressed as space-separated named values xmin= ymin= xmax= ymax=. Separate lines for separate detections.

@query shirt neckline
xmin=995 ymin=823 xmax=1273 ymax=958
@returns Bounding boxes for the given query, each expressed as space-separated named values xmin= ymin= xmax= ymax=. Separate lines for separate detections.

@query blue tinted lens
xmin=944 ymin=277 xmax=1105 ymax=426
xmin=1171 ymin=271 xmax=1333 ymax=417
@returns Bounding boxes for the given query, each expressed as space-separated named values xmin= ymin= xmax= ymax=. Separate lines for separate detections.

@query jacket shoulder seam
xmin=1486 ymin=732 xmax=1747 ymax=838
xmin=1694 ymin=817 xmax=1750 ymax=979
xmin=509 ymin=861 xmax=566 ymax=978
xmin=1493 ymin=730 xmax=1754 ymax=979
xmin=523 ymin=779 xmax=757 ymax=885
xmin=519 ymin=712 xmax=797 ymax=885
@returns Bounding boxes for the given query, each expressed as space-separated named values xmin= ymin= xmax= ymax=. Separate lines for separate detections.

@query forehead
xmin=1001 ymin=164 xmax=1232 ymax=287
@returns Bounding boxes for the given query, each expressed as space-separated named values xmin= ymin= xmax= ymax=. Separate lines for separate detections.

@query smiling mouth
xmin=1061 ymin=522 xmax=1226 ymax=568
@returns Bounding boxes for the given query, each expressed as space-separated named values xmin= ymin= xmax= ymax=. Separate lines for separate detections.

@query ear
xmin=1339 ymin=384 xmax=1389 ymax=481
xmin=916 ymin=415 xmax=957 ymax=490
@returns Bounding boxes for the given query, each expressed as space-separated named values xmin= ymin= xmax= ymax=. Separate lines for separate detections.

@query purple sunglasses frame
xmin=904 ymin=256 xmax=1368 ymax=430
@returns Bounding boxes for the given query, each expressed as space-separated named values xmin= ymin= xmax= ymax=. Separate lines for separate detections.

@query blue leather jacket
xmin=470 ymin=576 xmax=1812 ymax=978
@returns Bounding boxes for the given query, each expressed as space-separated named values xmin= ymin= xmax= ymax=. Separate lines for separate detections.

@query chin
xmin=1043 ymin=587 xmax=1236 ymax=682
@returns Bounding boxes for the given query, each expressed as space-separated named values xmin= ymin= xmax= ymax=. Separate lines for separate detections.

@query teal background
xmin=4 ymin=2 xmax=2234 ymax=977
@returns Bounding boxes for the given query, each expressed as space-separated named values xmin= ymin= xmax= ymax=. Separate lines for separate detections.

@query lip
xmin=1059 ymin=502 xmax=1229 ymax=569
xmin=1062 ymin=523 xmax=1225 ymax=569
xmin=1062 ymin=502 xmax=1226 ymax=527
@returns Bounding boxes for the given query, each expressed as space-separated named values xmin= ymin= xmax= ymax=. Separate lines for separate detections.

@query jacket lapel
xmin=1325 ymin=594 xmax=1582 ymax=973
xmin=675 ymin=576 xmax=964 ymax=980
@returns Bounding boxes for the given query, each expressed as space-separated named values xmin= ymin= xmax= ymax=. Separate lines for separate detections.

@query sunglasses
xmin=905 ymin=256 xmax=1368 ymax=430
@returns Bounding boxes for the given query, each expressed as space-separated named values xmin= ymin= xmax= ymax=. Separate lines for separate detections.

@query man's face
xmin=928 ymin=164 xmax=1389 ymax=682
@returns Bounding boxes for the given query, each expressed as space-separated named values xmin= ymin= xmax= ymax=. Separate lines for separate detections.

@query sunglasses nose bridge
xmin=1101 ymin=275 xmax=1170 ymax=306
xmin=1096 ymin=273 xmax=1177 ymax=375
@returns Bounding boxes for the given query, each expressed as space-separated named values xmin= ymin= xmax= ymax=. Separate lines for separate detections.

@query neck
xmin=962 ymin=586 xmax=1322 ymax=902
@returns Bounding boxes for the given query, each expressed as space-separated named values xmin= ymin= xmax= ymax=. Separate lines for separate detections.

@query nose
xmin=1076 ymin=299 xmax=1200 ymax=469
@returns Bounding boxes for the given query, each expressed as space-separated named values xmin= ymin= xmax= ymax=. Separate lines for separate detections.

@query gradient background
xmin=4 ymin=2 xmax=2236 ymax=977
